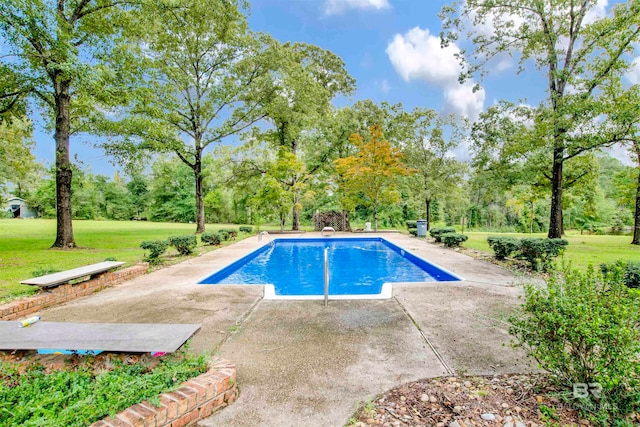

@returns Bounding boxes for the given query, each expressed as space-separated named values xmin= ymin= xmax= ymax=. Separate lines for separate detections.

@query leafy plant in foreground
xmin=0 ymin=352 xmax=208 ymax=427
xmin=509 ymin=265 xmax=640 ymax=425
xmin=600 ymin=260 xmax=640 ymax=289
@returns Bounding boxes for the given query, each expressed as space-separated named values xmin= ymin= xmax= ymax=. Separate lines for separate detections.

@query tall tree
xmin=0 ymin=0 xmax=134 ymax=247
xmin=99 ymin=0 xmax=276 ymax=233
xmin=254 ymin=42 xmax=355 ymax=230
xmin=441 ymin=0 xmax=640 ymax=238
xmin=335 ymin=125 xmax=414 ymax=231
xmin=472 ymin=101 xmax=601 ymax=230
xmin=604 ymin=80 xmax=640 ymax=244
xmin=0 ymin=117 xmax=38 ymax=202
xmin=400 ymin=108 xmax=465 ymax=229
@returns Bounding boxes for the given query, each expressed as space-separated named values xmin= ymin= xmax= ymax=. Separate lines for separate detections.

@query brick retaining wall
xmin=0 ymin=264 xmax=148 ymax=320
xmin=91 ymin=358 xmax=237 ymax=427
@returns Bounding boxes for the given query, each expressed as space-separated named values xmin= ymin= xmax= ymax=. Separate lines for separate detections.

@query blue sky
xmin=32 ymin=0 xmax=636 ymax=174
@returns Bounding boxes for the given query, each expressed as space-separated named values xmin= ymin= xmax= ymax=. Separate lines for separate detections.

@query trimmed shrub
xmin=487 ymin=236 xmax=521 ymax=260
xmin=406 ymin=221 xmax=417 ymax=230
xmin=409 ymin=229 xmax=418 ymax=236
xmin=509 ymin=266 xmax=640 ymax=425
xmin=201 ymin=231 xmax=221 ymax=246
xmin=519 ymin=238 xmax=568 ymax=271
xmin=429 ymin=227 xmax=456 ymax=242
xmin=601 ymin=260 xmax=640 ymax=289
xmin=220 ymin=228 xmax=238 ymax=239
xmin=217 ymin=230 xmax=230 ymax=241
xmin=441 ymin=232 xmax=468 ymax=248
xmin=140 ymin=240 xmax=168 ymax=263
xmin=168 ymin=235 xmax=197 ymax=255
xmin=239 ymin=226 xmax=253 ymax=233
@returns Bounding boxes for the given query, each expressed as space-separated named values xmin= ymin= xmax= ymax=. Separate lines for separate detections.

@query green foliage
xmin=441 ymin=232 xmax=468 ymax=248
xmin=140 ymin=240 xmax=168 ymax=263
xmin=405 ymin=221 xmax=417 ymax=230
xmin=487 ymin=236 xmax=522 ymax=260
xmin=0 ymin=351 xmax=208 ymax=427
xmin=335 ymin=125 xmax=414 ymax=231
xmin=217 ymin=230 xmax=230 ymax=241
xmin=429 ymin=227 xmax=456 ymax=242
xmin=601 ymin=260 xmax=640 ymax=289
xmin=508 ymin=266 xmax=640 ymax=425
xmin=148 ymin=157 xmax=196 ymax=223
xmin=239 ymin=226 xmax=253 ymax=233
xmin=219 ymin=228 xmax=238 ymax=239
xmin=168 ymin=235 xmax=197 ymax=256
xmin=519 ymin=238 xmax=568 ymax=271
xmin=200 ymin=231 xmax=221 ymax=246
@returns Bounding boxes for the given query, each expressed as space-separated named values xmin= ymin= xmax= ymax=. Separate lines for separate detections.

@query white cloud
xmin=444 ymin=82 xmax=485 ymax=120
xmin=583 ymin=0 xmax=608 ymax=24
xmin=627 ymin=57 xmax=640 ymax=85
xmin=324 ymin=0 xmax=390 ymax=15
xmin=386 ymin=26 xmax=485 ymax=120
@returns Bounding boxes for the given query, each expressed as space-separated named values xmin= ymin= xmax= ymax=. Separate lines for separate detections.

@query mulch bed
xmin=350 ymin=373 xmax=639 ymax=427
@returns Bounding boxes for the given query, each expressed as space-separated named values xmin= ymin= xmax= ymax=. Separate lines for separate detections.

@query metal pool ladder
xmin=324 ymin=247 xmax=329 ymax=306
xmin=258 ymin=231 xmax=274 ymax=247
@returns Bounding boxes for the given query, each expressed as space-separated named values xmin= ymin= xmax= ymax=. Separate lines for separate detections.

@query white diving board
xmin=0 ymin=322 xmax=201 ymax=353
xmin=20 ymin=261 xmax=125 ymax=288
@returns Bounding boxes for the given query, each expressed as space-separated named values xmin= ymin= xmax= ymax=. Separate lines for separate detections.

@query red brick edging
xmin=0 ymin=264 xmax=148 ymax=320
xmin=91 ymin=358 xmax=237 ymax=427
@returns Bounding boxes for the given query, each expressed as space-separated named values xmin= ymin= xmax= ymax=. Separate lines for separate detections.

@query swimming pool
xmin=198 ymin=237 xmax=461 ymax=299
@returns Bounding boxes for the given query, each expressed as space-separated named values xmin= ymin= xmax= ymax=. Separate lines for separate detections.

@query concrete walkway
xmin=41 ymin=232 xmax=537 ymax=426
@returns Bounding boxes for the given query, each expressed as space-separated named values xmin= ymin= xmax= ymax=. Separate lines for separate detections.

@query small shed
xmin=6 ymin=196 xmax=36 ymax=218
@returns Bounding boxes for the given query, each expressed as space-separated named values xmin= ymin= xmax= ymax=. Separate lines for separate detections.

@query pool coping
xmin=196 ymin=236 xmax=464 ymax=300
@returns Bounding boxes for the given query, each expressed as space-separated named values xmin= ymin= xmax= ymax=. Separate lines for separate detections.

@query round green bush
xmin=487 ymin=236 xmax=521 ymax=260
xmin=441 ymin=232 xmax=468 ymax=248
xmin=201 ymin=231 xmax=221 ymax=246
xmin=140 ymin=239 xmax=169 ymax=263
xmin=167 ymin=235 xmax=197 ymax=255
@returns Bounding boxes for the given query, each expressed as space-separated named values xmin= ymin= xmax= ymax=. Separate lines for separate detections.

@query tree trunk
xmin=52 ymin=80 xmax=76 ymax=248
xmin=529 ymin=200 xmax=534 ymax=234
xmin=194 ymin=152 xmax=205 ymax=233
xmin=633 ymin=166 xmax=640 ymax=245
xmin=373 ymin=203 xmax=378 ymax=231
xmin=425 ymin=198 xmax=431 ymax=230
xmin=548 ymin=147 xmax=564 ymax=239
xmin=292 ymin=190 xmax=300 ymax=231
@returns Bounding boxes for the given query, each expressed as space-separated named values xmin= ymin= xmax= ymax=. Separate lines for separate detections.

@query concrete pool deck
xmin=40 ymin=232 xmax=538 ymax=426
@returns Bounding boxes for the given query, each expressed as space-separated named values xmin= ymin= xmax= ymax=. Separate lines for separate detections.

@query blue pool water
xmin=199 ymin=238 xmax=460 ymax=296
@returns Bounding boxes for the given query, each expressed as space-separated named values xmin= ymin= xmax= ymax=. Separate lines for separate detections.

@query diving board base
xmin=0 ymin=322 xmax=201 ymax=353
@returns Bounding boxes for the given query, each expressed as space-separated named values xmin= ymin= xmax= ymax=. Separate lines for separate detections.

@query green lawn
xmin=0 ymin=219 xmax=250 ymax=301
xmin=463 ymin=231 xmax=640 ymax=269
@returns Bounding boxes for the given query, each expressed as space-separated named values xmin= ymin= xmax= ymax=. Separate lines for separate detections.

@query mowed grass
xmin=0 ymin=219 xmax=247 ymax=301
xmin=463 ymin=231 xmax=640 ymax=269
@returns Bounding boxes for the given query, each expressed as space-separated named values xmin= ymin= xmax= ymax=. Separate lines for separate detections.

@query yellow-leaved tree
xmin=335 ymin=125 xmax=414 ymax=231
